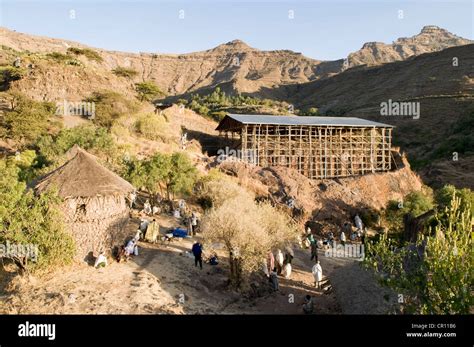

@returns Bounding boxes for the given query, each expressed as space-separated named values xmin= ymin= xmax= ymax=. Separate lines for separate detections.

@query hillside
xmin=346 ymin=25 xmax=472 ymax=67
xmin=285 ymin=44 xmax=474 ymax=188
xmin=1 ymin=26 xmax=470 ymax=101
xmin=1 ymin=26 xmax=472 ymax=188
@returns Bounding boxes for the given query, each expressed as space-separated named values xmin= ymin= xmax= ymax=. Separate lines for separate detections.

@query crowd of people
xmin=91 ymin=192 xmax=370 ymax=315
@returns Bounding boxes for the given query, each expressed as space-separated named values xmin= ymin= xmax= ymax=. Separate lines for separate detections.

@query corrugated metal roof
xmin=222 ymin=114 xmax=394 ymax=128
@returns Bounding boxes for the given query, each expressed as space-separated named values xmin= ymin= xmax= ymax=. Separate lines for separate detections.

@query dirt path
xmin=0 ymin=213 xmax=394 ymax=315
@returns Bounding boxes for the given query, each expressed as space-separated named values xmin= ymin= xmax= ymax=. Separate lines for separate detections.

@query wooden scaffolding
xmin=216 ymin=115 xmax=393 ymax=179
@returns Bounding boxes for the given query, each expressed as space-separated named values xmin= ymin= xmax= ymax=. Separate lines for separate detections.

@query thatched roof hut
xmin=35 ymin=146 xmax=135 ymax=261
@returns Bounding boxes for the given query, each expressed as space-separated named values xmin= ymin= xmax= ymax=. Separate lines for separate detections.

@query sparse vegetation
xmin=383 ymin=189 xmax=434 ymax=233
xmin=298 ymin=107 xmax=319 ymax=116
xmin=199 ymin=177 xmax=299 ymax=288
xmin=135 ymin=81 xmax=164 ymax=102
xmin=113 ymin=66 xmax=138 ymax=78
xmin=35 ymin=124 xmax=118 ymax=166
xmin=0 ymin=66 xmax=25 ymax=89
xmin=84 ymin=91 xmax=140 ymax=128
xmin=134 ymin=113 xmax=169 ymax=142
xmin=178 ymin=87 xmax=290 ymax=121
xmin=67 ymin=47 xmax=103 ymax=62
xmin=1 ymin=93 xmax=60 ymax=145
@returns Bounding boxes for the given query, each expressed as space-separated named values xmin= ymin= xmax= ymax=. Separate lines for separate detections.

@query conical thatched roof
xmin=35 ymin=145 xmax=134 ymax=199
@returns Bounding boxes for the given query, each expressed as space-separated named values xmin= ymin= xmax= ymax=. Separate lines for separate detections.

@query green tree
xmin=135 ymin=81 xmax=163 ymax=102
xmin=2 ymin=94 xmax=59 ymax=145
xmin=122 ymin=152 xmax=197 ymax=202
xmin=435 ymin=184 xmax=474 ymax=214
xmin=0 ymin=160 xmax=75 ymax=273
xmin=165 ymin=152 xmax=198 ymax=200
xmin=365 ymin=192 xmax=473 ymax=314
xmin=200 ymin=177 xmax=299 ymax=288
xmin=36 ymin=124 xmax=117 ymax=166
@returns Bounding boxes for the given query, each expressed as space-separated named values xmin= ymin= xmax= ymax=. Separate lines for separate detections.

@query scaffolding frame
xmin=220 ymin=123 xmax=392 ymax=179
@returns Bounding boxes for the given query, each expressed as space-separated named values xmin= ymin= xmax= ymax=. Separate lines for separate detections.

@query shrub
xmin=134 ymin=113 xmax=169 ymax=141
xmin=0 ymin=66 xmax=25 ymax=89
xmin=365 ymin=192 xmax=473 ymax=314
xmin=67 ymin=47 xmax=103 ymax=62
xmin=135 ymin=81 xmax=164 ymax=102
xmin=0 ymin=160 xmax=75 ymax=273
xmin=200 ymin=178 xmax=299 ymax=288
xmin=2 ymin=94 xmax=59 ymax=145
xmin=35 ymin=124 xmax=117 ymax=166
xmin=112 ymin=67 xmax=138 ymax=78
xmin=84 ymin=91 xmax=140 ymax=128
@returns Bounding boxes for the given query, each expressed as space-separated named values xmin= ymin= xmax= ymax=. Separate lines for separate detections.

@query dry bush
xmin=134 ymin=113 xmax=170 ymax=142
xmin=200 ymin=177 xmax=299 ymax=288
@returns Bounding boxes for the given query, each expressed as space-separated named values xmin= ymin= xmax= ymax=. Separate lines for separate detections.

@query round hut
xmin=34 ymin=146 xmax=135 ymax=261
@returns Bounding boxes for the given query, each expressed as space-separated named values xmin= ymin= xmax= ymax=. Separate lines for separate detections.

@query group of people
xmin=305 ymin=228 xmax=324 ymax=288
xmin=265 ymin=247 xmax=295 ymax=291
xmin=116 ymin=235 xmax=140 ymax=263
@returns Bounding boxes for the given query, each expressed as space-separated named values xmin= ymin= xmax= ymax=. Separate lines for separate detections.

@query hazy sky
xmin=0 ymin=0 xmax=472 ymax=60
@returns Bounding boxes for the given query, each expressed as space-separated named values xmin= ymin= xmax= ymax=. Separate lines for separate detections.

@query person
xmin=302 ymin=295 xmax=314 ymax=314
xmin=275 ymin=249 xmax=284 ymax=274
xmin=94 ymin=251 xmax=108 ymax=268
xmin=284 ymin=246 xmax=294 ymax=265
xmin=129 ymin=191 xmax=137 ymax=209
xmin=312 ymin=261 xmax=323 ymax=288
xmin=191 ymin=213 xmax=198 ymax=235
xmin=354 ymin=214 xmax=363 ymax=232
xmin=310 ymin=241 xmax=318 ymax=262
xmin=282 ymin=262 xmax=292 ymax=279
xmin=139 ymin=218 xmax=149 ymax=238
xmin=125 ymin=239 xmax=137 ymax=256
xmin=340 ymin=230 xmax=346 ymax=246
xmin=269 ymin=267 xmax=279 ymax=291
xmin=145 ymin=219 xmax=159 ymax=243
xmin=328 ymin=231 xmax=334 ymax=247
xmin=209 ymin=253 xmax=219 ymax=266
xmin=266 ymin=251 xmax=275 ymax=277
xmin=143 ymin=199 xmax=152 ymax=215
xmin=187 ymin=216 xmax=193 ymax=236
xmin=307 ymin=233 xmax=315 ymax=245
xmin=116 ymin=246 xmax=127 ymax=263
xmin=134 ymin=228 xmax=142 ymax=241
xmin=180 ymin=132 xmax=188 ymax=150
xmin=191 ymin=241 xmax=203 ymax=269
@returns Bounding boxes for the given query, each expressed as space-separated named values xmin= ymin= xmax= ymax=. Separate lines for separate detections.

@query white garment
xmin=340 ymin=232 xmax=346 ymax=242
xmin=94 ymin=254 xmax=108 ymax=268
xmin=282 ymin=263 xmax=292 ymax=279
xmin=143 ymin=202 xmax=152 ymax=215
xmin=312 ymin=263 xmax=323 ymax=282
xmin=275 ymin=250 xmax=284 ymax=266
xmin=355 ymin=215 xmax=363 ymax=230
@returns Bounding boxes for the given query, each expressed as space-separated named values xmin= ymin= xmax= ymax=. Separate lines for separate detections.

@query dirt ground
xmin=0 ymin=211 xmax=397 ymax=315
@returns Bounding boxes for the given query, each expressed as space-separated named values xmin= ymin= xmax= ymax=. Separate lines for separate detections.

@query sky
xmin=0 ymin=0 xmax=472 ymax=60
